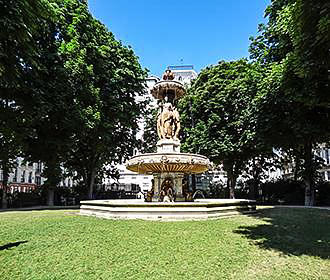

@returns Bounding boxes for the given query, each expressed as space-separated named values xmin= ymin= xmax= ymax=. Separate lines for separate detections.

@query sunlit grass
xmin=0 ymin=208 xmax=329 ymax=280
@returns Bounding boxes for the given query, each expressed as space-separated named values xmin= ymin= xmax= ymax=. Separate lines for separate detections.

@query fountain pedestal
xmin=157 ymin=139 xmax=181 ymax=153
xmin=152 ymin=172 xmax=185 ymax=202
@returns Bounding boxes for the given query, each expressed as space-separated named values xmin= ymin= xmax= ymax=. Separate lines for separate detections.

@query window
xmin=327 ymin=171 xmax=330 ymax=181
xmin=28 ymin=172 xmax=32 ymax=183
xmin=13 ymin=169 xmax=18 ymax=182
xmin=21 ymin=170 xmax=26 ymax=183
xmin=35 ymin=176 xmax=41 ymax=186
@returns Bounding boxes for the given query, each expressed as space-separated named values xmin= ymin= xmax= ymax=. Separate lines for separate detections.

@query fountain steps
xmin=80 ymin=199 xmax=256 ymax=221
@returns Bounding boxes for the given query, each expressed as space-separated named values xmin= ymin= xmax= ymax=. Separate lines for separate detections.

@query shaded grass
xmin=0 ymin=208 xmax=329 ymax=280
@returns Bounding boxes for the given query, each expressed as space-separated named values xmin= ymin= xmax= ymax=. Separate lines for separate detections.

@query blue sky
xmin=88 ymin=0 xmax=270 ymax=77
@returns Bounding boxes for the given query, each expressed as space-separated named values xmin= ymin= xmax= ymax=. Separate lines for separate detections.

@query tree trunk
xmin=304 ymin=140 xmax=315 ymax=206
xmin=249 ymin=158 xmax=258 ymax=200
xmin=293 ymin=153 xmax=299 ymax=181
xmin=1 ymin=162 xmax=9 ymax=209
xmin=46 ymin=188 xmax=54 ymax=206
xmin=43 ymin=161 xmax=61 ymax=206
xmin=226 ymin=167 xmax=236 ymax=199
xmin=87 ymin=168 xmax=96 ymax=200
xmin=1 ymin=186 xmax=8 ymax=209
xmin=248 ymin=182 xmax=256 ymax=200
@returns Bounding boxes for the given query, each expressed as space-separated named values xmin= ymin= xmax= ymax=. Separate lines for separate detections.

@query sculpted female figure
xmin=161 ymin=101 xmax=174 ymax=138
xmin=157 ymin=96 xmax=180 ymax=140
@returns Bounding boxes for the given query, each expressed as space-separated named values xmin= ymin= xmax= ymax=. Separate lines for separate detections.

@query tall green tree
xmin=19 ymin=0 xmax=79 ymax=206
xmin=250 ymin=0 xmax=330 ymax=205
xmin=55 ymin=0 xmax=147 ymax=199
xmin=0 ymin=0 xmax=51 ymax=207
xmin=179 ymin=60 xmax=269 ymax=198
xmin=1 ymin=0 xmax=147 ymax=204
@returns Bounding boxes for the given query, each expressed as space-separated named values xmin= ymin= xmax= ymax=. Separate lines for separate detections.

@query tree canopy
xmin=0 ymin=0 xmax=147 ymax=205
xmin=179 ymin=59 xmax=269 ymax=198
xmin=250 ymin=0 xmax=330 ymax=205
xmin=56 ymin=0 xmax=147 ymax=198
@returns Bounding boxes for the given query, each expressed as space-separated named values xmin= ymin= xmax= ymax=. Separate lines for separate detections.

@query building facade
xmin=0 ymin=158 xmax=43 ymax=193
xmin=0 ymin=157 xmax=74 ymax=194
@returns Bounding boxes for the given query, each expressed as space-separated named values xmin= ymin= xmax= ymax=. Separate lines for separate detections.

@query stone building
xmin=0 ymin=157 xmax=74 ymax=195
xmin=0 ymin=158 xmax=43 ymax=194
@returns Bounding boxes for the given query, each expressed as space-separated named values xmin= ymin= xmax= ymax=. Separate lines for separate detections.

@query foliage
xmin=0 ymin=208 xmax=329 ymax=279
xmin=250 ymin=0 xmax=330 ymax=205
xmin=21 ymin=1 xmax=76 ymax=206
xmin=55 ymin=0 xmax=148 ymax=199
xmin=179 ymin=59 xmax=272 ymax=198
xmin=0 ymin=0 xmax=52 ymax=207
xmin=207 ymin=181 xmax=228 ymax=198
xmin=0 ymin=0 xmax=147 ymax=203
xmin=316 ymin=181 xmax=330 ymax=206
xmin=260 ymin=179 xmax=305 ymax=205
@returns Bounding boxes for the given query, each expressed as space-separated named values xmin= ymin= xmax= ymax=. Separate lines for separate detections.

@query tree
xmin=55 ymin=0 xmax=147 ymax=199
xmin=0 ymin=0 xmax=51 ymax=207
xmin=179 ymin=60 xmax=269 ymax=198
xmin=250 ymin=0 xmax=330 ymax=205
xmin=16 ymin=0 xmax=79 ymax=206
xmin=1 ymin=0 xmax=147 ymax=205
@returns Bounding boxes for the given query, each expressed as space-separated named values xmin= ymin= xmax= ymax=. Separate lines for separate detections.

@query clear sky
xmin=88 ymin=0 xmax=270 ymax=77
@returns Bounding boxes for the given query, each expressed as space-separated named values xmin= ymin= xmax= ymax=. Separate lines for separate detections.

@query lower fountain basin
xmin=125 ymin=152 xmax=210 ymax=174
xmin=80 ymin=199 xmax=256 ymax=221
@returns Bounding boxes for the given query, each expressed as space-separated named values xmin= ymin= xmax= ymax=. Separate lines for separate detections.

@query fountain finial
xmin=162 ymin=69 xmax=175 ymax=81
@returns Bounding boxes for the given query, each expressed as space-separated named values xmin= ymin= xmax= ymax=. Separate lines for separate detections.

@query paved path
xmin=258 ymin=205 xmax=330 ymax=211
xmin=0 ymin=205 xmax=79 ymax=213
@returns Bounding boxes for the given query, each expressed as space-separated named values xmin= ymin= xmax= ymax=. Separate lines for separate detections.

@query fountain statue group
xmin=157 ymin=95 xmax=180 ymax=141
xmin=126 ymin=69 xmax=210 ymax=202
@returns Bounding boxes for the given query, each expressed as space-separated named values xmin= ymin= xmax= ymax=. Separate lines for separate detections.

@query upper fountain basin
xmin=126 ymin=152 xmax=210 ymax=174
xmin=150 ymin=80 xmax=186 ymax=100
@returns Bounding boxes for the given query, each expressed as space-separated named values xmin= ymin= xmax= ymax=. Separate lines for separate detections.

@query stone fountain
xmin=80 ymin=69 xmax=256 ymax=220
xmin=126 ymin=69 xmax=210 ymax=202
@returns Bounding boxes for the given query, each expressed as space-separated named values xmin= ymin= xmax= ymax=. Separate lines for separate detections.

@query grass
xmin=0 ymin=207 xmax=329 ymax=280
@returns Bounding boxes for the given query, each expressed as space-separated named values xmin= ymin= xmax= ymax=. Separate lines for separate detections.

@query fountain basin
xmin=126 ymin=152 xmax=210 ymax=174
xmin=80 ymin=199 xmax=256 ymax=221
xmin=150 ymin=80 xmax=186 ymax=100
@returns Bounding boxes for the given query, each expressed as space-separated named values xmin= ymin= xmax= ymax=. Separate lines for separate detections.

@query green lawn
xmin=0 ymin=208 xmax=329 ymax=280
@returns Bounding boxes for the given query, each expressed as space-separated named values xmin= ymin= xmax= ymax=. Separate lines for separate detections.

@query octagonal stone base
xmin=80 ymin=199 xmax=256 ymax=221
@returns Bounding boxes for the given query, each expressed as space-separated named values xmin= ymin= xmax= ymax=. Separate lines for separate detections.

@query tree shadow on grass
xmin=235 ymin=208 xmax=330 ymax=259
xmin=0 ymin=241 xmax=28 ymax=251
